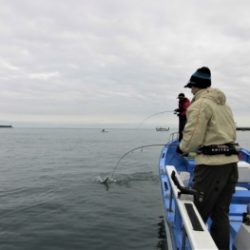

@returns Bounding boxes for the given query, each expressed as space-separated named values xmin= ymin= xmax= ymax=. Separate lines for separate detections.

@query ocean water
xmin=0 ymin=128 xmax=171 ymax=250
xmin=0 ymin=128 xmax=249 ymax=250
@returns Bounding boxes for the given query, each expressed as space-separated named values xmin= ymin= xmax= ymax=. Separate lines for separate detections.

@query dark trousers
xmin=192 ymin=163 xmax=238 ymax=250
xmin=178 ymin=115 xmax=187 ymax=141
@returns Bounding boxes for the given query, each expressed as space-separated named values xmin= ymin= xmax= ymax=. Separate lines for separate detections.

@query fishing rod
xmin=99 ymin=144 xmax=166 ymax=187
xmin=111 ymin=143 xmax=166 ymax=178
xmin=99 ymin=132 xmax=181 ymax=188
xmin=136 ymin=110 xmax=174 ymax=128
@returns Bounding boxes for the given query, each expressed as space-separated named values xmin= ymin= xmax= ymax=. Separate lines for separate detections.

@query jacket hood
xmin=194 ymin=88 xmax=226 ymax=105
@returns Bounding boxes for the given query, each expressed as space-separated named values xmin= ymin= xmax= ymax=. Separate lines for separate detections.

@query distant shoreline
xmin=0 ymin=125 xmax=13 ymax=128
xmin=236 ymin=127 xmax=250 ymax=131
xmin=0 ymin=125 xmax=249 ymax=131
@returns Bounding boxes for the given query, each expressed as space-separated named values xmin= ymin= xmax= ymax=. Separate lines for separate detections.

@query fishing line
xmin=110 ymin=144 xmax=166 ymax=178
xmin=99 ymin=133 xmax=180 ymax=189
xmin=99 ymin=144 xmax=166 ymax=189
xmin=99 ymin=144 xmax=166 ymax=187
xmin=136 ymin=110 xmax=174 ymax=128
xmin=110 ymin=132 xmax=180 ymax=179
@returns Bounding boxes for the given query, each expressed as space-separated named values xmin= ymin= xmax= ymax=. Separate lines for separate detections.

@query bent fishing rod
xmin=99 ymin=143 xmax=166 ymax=187
xmin=100 ymin=132 xmax=181 ymax=187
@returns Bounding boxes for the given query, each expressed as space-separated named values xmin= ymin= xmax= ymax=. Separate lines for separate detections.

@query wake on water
xmin=96 ymin=171 xmax=159 ymax=190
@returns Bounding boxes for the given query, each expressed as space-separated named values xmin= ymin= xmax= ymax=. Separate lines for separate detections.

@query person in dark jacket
xmin=174 ymin=93 xmax=190 ymax=140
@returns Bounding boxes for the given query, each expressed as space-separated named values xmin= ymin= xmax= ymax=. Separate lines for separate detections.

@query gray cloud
xmin=0 ymin=0 xmax=250 ymax=127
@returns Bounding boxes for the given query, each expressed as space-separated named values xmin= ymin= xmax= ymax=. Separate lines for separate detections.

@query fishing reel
xmin=171 ymin=171 xmax=204 ymax=202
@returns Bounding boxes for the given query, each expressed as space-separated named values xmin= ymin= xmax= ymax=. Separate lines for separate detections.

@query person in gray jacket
xmin=177 ymin=66 xmax=239 ymax=250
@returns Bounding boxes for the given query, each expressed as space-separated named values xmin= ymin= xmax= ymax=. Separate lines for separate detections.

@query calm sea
xmin=0 ymin=128 xmax=249 ymax=250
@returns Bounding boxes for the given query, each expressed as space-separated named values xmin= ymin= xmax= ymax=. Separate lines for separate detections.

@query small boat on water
xmin=156 ymin=127 xmax=169 ymax=132
xmin=159 ymin=133 xmax=250 ymax=250
xmin=101 ymin=129 xmax=108 ymax=133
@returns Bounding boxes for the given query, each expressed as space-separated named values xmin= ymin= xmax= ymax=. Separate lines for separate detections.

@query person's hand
xmin=176 ymin=145 xmax=189 ymax=157
xmin=176 ymin=145 xmax=183 ymax=154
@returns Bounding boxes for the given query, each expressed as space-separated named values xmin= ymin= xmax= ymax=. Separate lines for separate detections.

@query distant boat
xmin=156 ymin=127 xmax=169 ymax=132
xmin=101 ymin=129 xmax=108 ymax=133
xmin=0 ymin=125 xmax=13 ymax=128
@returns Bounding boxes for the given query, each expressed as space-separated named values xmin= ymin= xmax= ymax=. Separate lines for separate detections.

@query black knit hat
xmin=184 ymin=67 xmax=211 ymax=88
xmin=177 ymin=93 xmax=185 ymax=99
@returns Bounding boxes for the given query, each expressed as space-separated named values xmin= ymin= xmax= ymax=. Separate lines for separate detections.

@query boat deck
xmin=159 ymin=140 xmax=250 ymax=250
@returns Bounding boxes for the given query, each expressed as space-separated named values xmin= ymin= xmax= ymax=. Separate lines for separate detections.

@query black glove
xmin=176 ymin=145 xmax=184 ymax=154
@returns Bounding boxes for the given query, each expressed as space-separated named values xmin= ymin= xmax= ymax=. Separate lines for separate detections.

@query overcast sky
xmin=1 ymin=0 xmax=250 ymax=128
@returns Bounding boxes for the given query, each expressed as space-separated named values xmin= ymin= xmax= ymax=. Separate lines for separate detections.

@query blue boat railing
xmin=168 ymin=132 xmax=179 ymax=143
xmin=159 ymin=141 xmax=250 ymax=250
xmin=239 ymin=148 xmax=250 ymax=163
xmin=160 ymin=165 xmax=218 ymax=249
